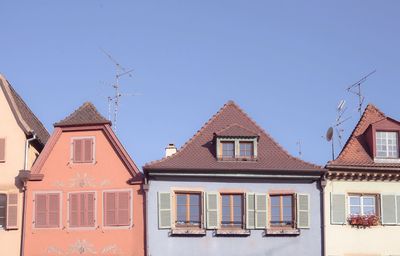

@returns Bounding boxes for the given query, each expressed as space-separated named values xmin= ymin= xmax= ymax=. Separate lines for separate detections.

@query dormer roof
xmin=54 ymin=102 xmax=111 ymax=127
xmin=144 ymin=101 xmax=321 ymax=173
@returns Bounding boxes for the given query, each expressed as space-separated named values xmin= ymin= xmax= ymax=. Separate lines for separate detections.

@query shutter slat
xmin=158 ymin=192 xmax=171 ymax=229
xmin=84 ymin=139 xmax=94 ymax=162
xmin=48 ymin=194 xmax=60 ymax=227
xmin=381 ymin=194 xmax=396 ymax=225
xmin=6 ymin=193 xmax=18 ymax=229
xmin=246 ymin=193 xmax=255 ymax=229
xmin=255 ymin=193 xmax=267 ymax=229
xmin=396 ymin=196 xmax=400 ymax=225
xmin=87 ymin=193 xmax=95 ymax=226
xmin=105 ymin=192 xmax=117 ymax=226
xmin=117 ymin=191 xmax=130 ymax=226
xmin=73 ymin=139 xmax=83 ymax=163
xmin=331 ymin=194 xmax=346 ymax=224
xmin=69 ymin=194 xmax=79 ymax=227
xmin=35 ymin=194 xmax=47 ymax=227
xmin=0 ymin=138 xmax=5 ymax=162
xmin=297 ymin=193 xmax=310 ymax=229
xmin=206 ymin=192 xmax=219 ymax=229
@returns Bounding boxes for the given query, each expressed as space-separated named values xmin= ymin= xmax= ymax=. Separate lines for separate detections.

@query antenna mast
xmin=101 ymin=48 xmax=136 ymax=132
xmin=346 ymin=70 xmax=376 ymax=116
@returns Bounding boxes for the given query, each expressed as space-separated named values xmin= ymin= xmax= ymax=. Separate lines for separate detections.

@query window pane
xmin=362 ymin=197 xmax=375 ymax=206
xmin=349 ymin=196 xmax=361 ymax=205
xmin=239 ymin=142 xmax=253 ymax=157
xmin=350 ymin=206 xmax=361 ymax=215
xmin=233 ymin=195 xmax=242 ymax=206
xmin=176 ymin=194 xmax=186 ymax=205
xmin=270 ymin=196 xmax=280 ymax=206
xmin=176 ymin=205 xmax=186 ymax=224
xmin=190 ymin=194 xmax=200 ymax=206
xmin=282 ymin=196 xmax=292 ymax=207
xmin=271 ymin=206 xmax=280 ymax=218
xmin=363 ymin=206 xmax=375 ymax=215
xmin=222 ymin=142 xmax=235 ymax=157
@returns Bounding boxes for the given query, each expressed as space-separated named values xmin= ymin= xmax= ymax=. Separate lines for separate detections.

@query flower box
xmin=347 ymin=214 xmax=379 ymax=228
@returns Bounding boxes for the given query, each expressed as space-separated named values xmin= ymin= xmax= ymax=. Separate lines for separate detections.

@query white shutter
xmin=6 ymin=193 xmax=18 ymax=229
xmin=397 ymin=195 xmax=400 ymax=225
xmin=255 ymin=193 xmax=267 ymax=229
xmin=331 ymin=193 xmax=346 ymax=224
xmin=246 ymin=193 xmax=255 ymax=229
xmin=381 ymin=194 xmax=396 ymax=225
xmin=297 ymin=193 xmax=310 ymax=229
xmin=206 ymin=192 xmax=219 ymax=229
xmin=158 ymin=192 xmax=171 ymax=229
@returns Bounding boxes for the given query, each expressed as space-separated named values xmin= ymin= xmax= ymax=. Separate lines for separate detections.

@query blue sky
xmin=0 ymin=1 xmax=399 ymax=168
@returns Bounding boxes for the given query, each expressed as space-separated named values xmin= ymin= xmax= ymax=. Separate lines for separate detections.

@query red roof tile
xmin=328 ymin=104 xmax=400 ymax=169
xmin=0 ymin=74 xmax=49 ymax=146
xmin=144 ymin=101 xmax=321 ymax=172
xmin=54 ymin=102 xmax=110 ymax=127
xmin=215 ymin=123 xmax=259 ymax=137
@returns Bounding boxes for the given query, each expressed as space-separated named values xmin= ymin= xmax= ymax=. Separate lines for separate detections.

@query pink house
xmin=22 ymin=102 xmax=145 ymax=256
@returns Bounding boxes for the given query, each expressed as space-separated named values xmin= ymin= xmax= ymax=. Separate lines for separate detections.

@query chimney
xmin=165 ymin=143 xmax=177 ymax=157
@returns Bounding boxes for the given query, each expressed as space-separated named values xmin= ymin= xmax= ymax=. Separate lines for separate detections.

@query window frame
xmin=348 ymin=193 xmax=379 ymax=217
xmin=216 ymin=137 xmax=258 ymax=160
xmin=0 ymin=193 xmax=6 ymax=229
xmin=67 ymin=191 xmax=97 ymax=230
xmin=102 ymin=189 xmax=132 ymax=229
xmin=33 ymin=191 xmax=62 ymax=229
xmin=0 ymin=137 xmax=6 ymax=163
xmin=220 ymin=193 xmax=245 ymax=229
xmin=239 ymin=141 xmax=254 ymax=158
xmin=174 ymin=191 xmax=203 ymax=229
xmin=221 ymin=141 xmax=235 ymax=158
xmin=70 ymin=136 xmax=96 ymax=164
xmin=375 ymin=131 xmax=399 ymax=159
xmin=269 ymin=193 xmax=296 ymax=229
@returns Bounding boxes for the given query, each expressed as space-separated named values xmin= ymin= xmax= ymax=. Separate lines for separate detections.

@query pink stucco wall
xmin=23 ymin=128 xmax=145 ymax=256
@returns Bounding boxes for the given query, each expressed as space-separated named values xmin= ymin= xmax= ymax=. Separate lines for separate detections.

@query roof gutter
xmin=147 ymin=172 xmax=322 ymax=180
xmin=327 ymin=165 xmax=400 ymax=172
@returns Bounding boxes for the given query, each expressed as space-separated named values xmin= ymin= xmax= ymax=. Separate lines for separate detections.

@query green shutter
xmin=381 ymin=194 xmax=396 ymax=225
xmin=246 ymin=193 xmax=255 ymax=229
xmin=297 ymin=193 xmax=310 ymax=229
xmin=331 ymin=193 xmax=346 ymax=224
xmin=255 ymin=193 xmax=267 ymax=229
xmin=206 ymin=192 xmax=219 ymax=229
xmin=158 ymin=192 xmax=171 ymax=229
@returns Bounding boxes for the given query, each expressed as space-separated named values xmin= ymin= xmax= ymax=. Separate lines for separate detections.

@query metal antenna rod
xmin=347 ymin=70 xmax=376 ymax=116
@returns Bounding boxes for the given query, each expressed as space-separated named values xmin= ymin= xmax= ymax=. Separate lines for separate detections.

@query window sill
xmin=265 ymin=228 xmax=300 ymax=236
xmin=215 ymin=229 xmax=250 ymax=236
xmin=170 ymin=228 xmax=206 ymax=236
xmin=217 ymin=157 xmax=257 ymax=162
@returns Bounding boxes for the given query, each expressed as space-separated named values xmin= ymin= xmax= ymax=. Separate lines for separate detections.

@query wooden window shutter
xmin=83 ymin=139 xmax=94 ymax=162
xmin=48 ymin=194 xmax=60 ymax=227
xmin=69 ymin=194 xmax=79 ymax=227
xmin=255 ymin=193 xmax=267 ymax=229
xmin=104 ymin=192 xmax=117 ymax=226
xmin=331 ymin=193 xmax=346 ymax=224
xmin=158 ymin=192 xmax=171 ymax=229
xmin=297 ymin=193 xmax=310 ymax=229
xmin=246 ymin=193 xmax=255 ymax=229
xmin=117 ymin=191 xmax=130 ymax=226
xmin=381 ymin=194 xmax=397 ymax=225
xmin=397 ymin=195 xmax=400 ymax=225
xmin=73 ymin=139 xmax=83 ymax=163
xmin=0 ymin=138 xmax=5 ymax=162
xmin=87 ymin=193 xmax=95 ymax=227
xmin=35 ymin=194 xmax=47 ymax=227
xmin=6 ymin=193 xmax=18 ymax=229
xmin=206 ymin=192 xmax=219 ymax=229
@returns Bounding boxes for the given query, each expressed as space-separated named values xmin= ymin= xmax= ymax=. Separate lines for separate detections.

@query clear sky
xmin=0 ymin=1 xmax=399 ymax=168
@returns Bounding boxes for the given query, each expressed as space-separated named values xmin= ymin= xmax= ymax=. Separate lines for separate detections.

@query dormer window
xmin=239 ymin=142 xmax=253 ymax=157
xmin=376 ymin=131 xmax=399 ymax=158
xmin=221 ymin=142 xmax=235 ymax=158
xmin=217 ymin=138 xmax=257 ymax=161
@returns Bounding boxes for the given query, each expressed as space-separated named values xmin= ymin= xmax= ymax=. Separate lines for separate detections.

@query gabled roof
xmin=328 ymin=104 xmax=400 ymax=169
xmin=215 ymin=123 xmax=259 ymax=137
xmin=144 ymin=101 xmax=321 ymax=172
xmin=31 ymin=102 xmax=141 ymax=179
xmin=54 ymin=102 xmax=111 ymax=127
xmin=0 ymin=74 xmax=49 ymax=146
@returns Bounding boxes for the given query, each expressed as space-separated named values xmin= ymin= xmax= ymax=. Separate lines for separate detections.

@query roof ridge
xmin=329 ymin=103 xmax=386 ymax=165
xmin=144 ymin=101 xmax=235 ymax=167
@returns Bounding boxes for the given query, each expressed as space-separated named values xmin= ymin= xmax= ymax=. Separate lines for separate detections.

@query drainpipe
xmin=320 ymin=174 xmax=327 ymax=256
xmin=20 ymin=133 xmax=37 ymax=256
xmin=143 ymin=177 xmax=149 ymax=256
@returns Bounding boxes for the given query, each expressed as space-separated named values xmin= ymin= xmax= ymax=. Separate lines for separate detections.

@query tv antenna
xmin=346 ymin=70 xmax=376 ymax=116
xmin=325 ymin=99 xmax=352 ymax=160
xmin=296 ymin=140 xmax=302 ymax=157
xmin=101 ymin=48 xmax=140 ymax=132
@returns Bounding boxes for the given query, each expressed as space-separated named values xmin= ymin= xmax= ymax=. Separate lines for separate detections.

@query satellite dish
xmin=326 ymin=127 xmax=334 ymax=141
xmin=337 ymin=100 xmax=346 ymax=112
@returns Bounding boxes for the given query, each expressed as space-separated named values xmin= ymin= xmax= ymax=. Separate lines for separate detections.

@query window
xmin=349 ymin=195 xmax=376 ymax=216
xmin=270 ymin=195 xmax=294 ymax=227
xmin=35 ymin=193 xmax=60 ymax=228
xmin=221 ymin=142 xmax=235 ymax=158
xmin=376 ymin=131 xmax=398 ymax=158
xmin=0 ymin=194 xmax=6 ymax=228
xmin=104 ymin=191 xmax=131 ymax=227
xmin=175 ymin=192 xmax=201 ymax=228
xmin=239 ymin=142 xmax=253 ymax=157
xmin=72 ymin=137 xmax=94 ymax=163
xmin=69 ymin=192 xmax=95 ymax=228
xmin=0 ymin=138 xmax=5 ymax=162
xmin=221 ymin=194 xmax=243 ymax=228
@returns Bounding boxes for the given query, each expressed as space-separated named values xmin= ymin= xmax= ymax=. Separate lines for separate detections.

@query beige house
xmin=0 ymin=74 xmax=49 ymax=256
xmin=325 ymin=104 xmax=400 ymax=256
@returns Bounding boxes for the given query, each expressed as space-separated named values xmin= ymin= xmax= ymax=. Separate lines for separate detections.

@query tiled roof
xmin=327 ymin=104 xmax=400 ymax=169
xmin=215 ymin=123 xmax=259 ymax=137
xmin=54 ymin=102 xmax=111 ymax=127
xmin=0 ymin=74 xmax=49 ymax=146
xmin=144 ymin=101 xmax=321 ymax=172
